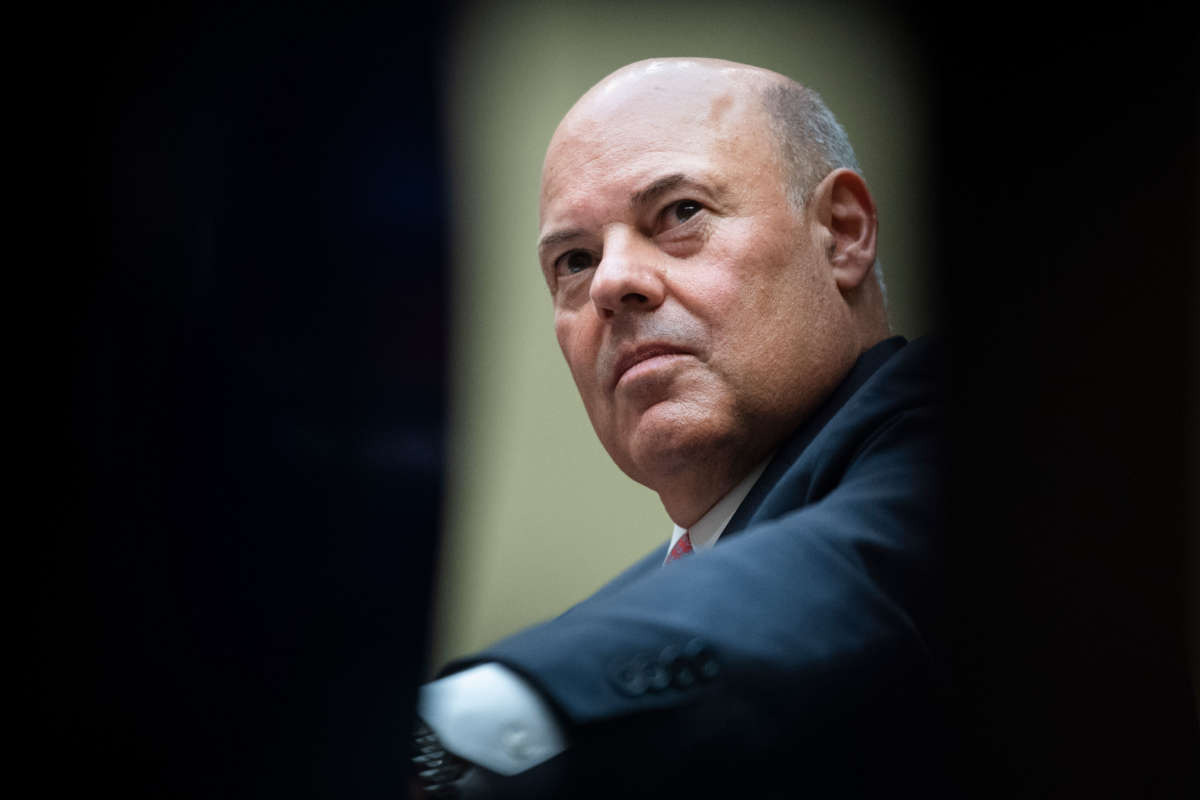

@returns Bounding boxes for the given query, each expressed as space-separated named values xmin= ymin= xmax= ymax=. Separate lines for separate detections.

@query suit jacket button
xmin=682 ymin=638 xmax=719 ymax=681
xmin=659 ymin=644 xmax=695 ymax=689
xmin=610 ymin=657 xmax=649 ymax=696
xmin=647 ymin=661 xmax=671 ymax=692
xmin=682 ymin=638 xmax=709 ymax=660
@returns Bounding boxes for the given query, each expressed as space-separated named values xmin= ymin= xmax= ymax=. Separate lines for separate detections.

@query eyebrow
xmin=537 ymin=228 xmax=587 ymax=257
xmin=537 ymin=172 xmax=718 ymax=257
xmin=629 ymin=173 xmax=697 ymax=210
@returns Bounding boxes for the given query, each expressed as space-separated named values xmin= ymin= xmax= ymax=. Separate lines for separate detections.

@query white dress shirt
xmin=419 ymin=458 xmax=770 ymax=775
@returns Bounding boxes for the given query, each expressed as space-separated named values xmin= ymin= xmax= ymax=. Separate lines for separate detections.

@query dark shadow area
xmin=933 ymin=8 xmax=1200 ymax=796
xmin=48 ymin=4 xmax=448 ymax=797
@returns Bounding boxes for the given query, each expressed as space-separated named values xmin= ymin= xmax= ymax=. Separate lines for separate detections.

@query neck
xmin=656 ymin=443 xmax=770 ymax=528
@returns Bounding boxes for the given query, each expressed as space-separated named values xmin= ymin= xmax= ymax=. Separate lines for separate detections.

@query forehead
xmin=539 ymin=73 xmax=779 ymax=225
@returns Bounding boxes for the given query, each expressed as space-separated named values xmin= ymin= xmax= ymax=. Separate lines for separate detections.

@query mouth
xmin=611 ymin=343 xmax=694 ymax=389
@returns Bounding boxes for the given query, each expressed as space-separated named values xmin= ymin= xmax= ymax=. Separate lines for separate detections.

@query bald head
xmin=545 ymin=58 xmax=864 ymax=216
xmin=553 ymin=58 xmax=780 ymax=126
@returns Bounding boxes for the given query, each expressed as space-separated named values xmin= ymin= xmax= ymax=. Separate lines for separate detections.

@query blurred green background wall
xmin=430 ymin=0 xmax=930 ymax=670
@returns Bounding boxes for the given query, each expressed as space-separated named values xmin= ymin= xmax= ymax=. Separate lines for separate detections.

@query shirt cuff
xmin=418 ymin=662 xmax=568 ymax=776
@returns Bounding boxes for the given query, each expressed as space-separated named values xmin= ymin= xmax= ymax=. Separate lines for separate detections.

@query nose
xmin=589 ymin=227 xmax=666 ymax=318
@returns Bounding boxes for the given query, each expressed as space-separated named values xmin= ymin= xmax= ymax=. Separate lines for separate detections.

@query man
xmin=413 ymin=58 xmax=949 ymax=798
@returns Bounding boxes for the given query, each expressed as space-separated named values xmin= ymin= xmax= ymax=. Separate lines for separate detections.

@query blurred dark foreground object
xmin=48 ymin=4 xmax=449 ymax=798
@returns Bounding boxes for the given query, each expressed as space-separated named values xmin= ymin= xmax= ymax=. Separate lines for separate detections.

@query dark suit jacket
xmin=443 ymin=336 xmax=952 ymax=798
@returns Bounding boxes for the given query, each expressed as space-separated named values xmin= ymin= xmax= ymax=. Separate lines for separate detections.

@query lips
xmin=610 ymin=343 xmax=693 ymax=389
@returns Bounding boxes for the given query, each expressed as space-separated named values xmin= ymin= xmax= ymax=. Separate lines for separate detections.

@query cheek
xmin=555 ymin=313 xmax=602 ymax=396
xmin=682 ymin=250 xmax=773 ymax=341
xmin=694 ymin=250 xmax=826 ymax=384
xmin=696 ymin=222 xmax=788 ymax=300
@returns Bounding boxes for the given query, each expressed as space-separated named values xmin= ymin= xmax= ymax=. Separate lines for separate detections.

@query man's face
xmin=538 ymin=65 xmax=854 ymax=491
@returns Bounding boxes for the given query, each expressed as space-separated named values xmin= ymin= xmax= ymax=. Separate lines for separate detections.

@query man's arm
xmin=427 ymin=401 xmax=947 ymax=796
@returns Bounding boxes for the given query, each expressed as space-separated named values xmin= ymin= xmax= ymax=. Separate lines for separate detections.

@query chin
xmin=616 ymin=400 xmax=740 ymax=485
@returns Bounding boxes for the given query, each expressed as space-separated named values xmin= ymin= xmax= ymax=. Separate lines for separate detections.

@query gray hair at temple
xmin=761 ymin=81 xmax=886 ymax=296
xmin=762 ymin=81 xmax=861 ymax=207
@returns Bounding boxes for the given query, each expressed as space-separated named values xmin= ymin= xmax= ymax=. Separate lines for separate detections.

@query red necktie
xmin=665 ymin=531 xmax=694 ymax=563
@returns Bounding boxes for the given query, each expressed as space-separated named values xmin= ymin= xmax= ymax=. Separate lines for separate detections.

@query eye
xmin=556 ymin=249 xmax=597 ymax=276
xmin=665 ymin=199 xmax=703 ymax=227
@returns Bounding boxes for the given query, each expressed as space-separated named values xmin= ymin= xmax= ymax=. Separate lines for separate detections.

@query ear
xmin=809 ymin=168 xmax=878 ymax=293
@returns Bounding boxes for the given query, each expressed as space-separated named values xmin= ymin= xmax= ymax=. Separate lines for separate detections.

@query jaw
xmin=597 ymin=388 xmax=767 ymax=524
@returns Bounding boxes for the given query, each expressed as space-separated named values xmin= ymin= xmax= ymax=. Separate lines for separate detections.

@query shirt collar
xmin=665 ymin=458 xmax=770 ymax=563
